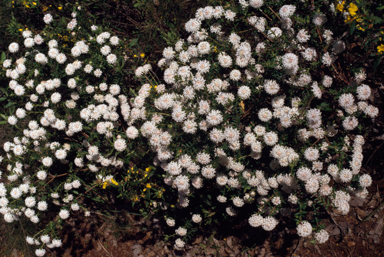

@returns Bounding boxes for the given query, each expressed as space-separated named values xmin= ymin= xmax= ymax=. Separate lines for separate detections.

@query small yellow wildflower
xmin=146 ymin=167 xmax=152 ymax=172
xmin=110 ymin=178 xmax=118 ymax=185
xmin=357 ymin=25 xmax=365 ymax=31
xmin=345 ymin=16 xmax=352 ymax=23
xmin=102 ymin=181 xmax=108 ymax=189
xmin=143 ymin=188 xmax=147 ymax=192
xmin=348 ymin=3 xmax=358 ymax=16
xmin=146 ymin=183 xmax=151 ymax=188
xmin=140 ymin=53 xmax=145 ymax=58
xmin=32 ymin=2 xmax=36 ymax=5
xmin=58 ymin=6 xmax=62 ymax=10
xmin=42 ymin=6 xmax=48 ymax=11
xmin=378 ymin=44 xmax=384 ymax=53
xmin=19 ymin=29 xmax=23 ymax=32
xmin=336 ymin=1 xmax=345 ymax=12
xmin=133 ymin=54 xmax=137 ymax=58
xmin=25 ymin=5 xmax=30 ymax=8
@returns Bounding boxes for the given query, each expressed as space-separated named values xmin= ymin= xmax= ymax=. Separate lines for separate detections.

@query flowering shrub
xmin=132 ymin=0 xmax=378 ymax=248
xmin=0 ymin=8 xmax=160 ymax=256
xmin=0 ymin=0 xmax=380 ymax=255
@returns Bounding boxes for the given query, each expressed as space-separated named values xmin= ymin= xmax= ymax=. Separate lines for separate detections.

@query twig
xmin=83 ymin=184 xmax=110 ymax=204
xmin=260 ymin=10 xmax=273 ymax=21
xmin=41 ymin=173 xmax=68 ymax=191
xmin=18 ymin=219 xmax=31 ymax=255
xmin=98 ymin=240 xmax=113 ymax=257
xmin=325 ymin=208 xmax=345 ymax=236
xmin=355 ymin=199 xmax=384 ymax=228
xmin=291 ymin=237 xmax=303 ymax=257
xmin=310 ymin=138 xmax=321 ymax=147
xmin=316 ymin=27 xmax=323 ymax=43
xmin=76 ymin=184 xmax=98 ymax=200
xmin=268 ymin=6 xmax=281 ymax=22
xmin=314 ymin=245 xmax=324 ymax=257
xmin=247 ymin=18 xmax=273 ymax=42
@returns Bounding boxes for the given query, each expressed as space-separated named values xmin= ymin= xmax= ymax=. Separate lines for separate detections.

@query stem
xmin=247 ymin=18 xmax=273 ymax=42
xmin=268 ymin=6 xmax=282 ymax=22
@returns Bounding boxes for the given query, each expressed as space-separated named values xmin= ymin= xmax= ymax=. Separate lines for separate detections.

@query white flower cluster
xmin=0 ymin=0 xmax=379 ymax=252
xmin=1 ymin=11 xmax=125 ymax=256
xmin=133 ymin=1 xmax=378 ymax=247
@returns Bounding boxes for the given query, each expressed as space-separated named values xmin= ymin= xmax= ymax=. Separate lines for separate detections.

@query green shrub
xmin=0 ymin=0 xmax=381 ymax=255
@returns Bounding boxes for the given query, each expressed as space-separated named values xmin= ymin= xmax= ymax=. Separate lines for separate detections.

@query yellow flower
xmin=357 ymin=25 xmax=365 ymax=31
xmin=32 ymin=2 xmax=36 ymax=5
xmin=102 ymin=181 xmax=108 ymax=189
xmin=378 ymin=44 xmax=384 ymax=53
xmin=58 ymin=6 xmax=62 ymax=10
xmin=146 ymin=183 xmax=151 ymax=188
xmin=348 ymin=3 xmax=358 ymax=16
xmin=25 ymin=5 xmax=30 ymax=8
xmin=140 ymin=53 xmax=145 ymax=58
xmin=42 ymin=6 xmax=48 ymax=11
xmin=344 ymin=16 xmax=352 ymax=23
xmin=336 ymin=1 xmax=345 ymax=12
xmin=19 ymin=29 xmax=23 ymax=32
xmin=146 ymin=167 xmax=152 ymax=172
xmin=133 ymin=54 xmax=137 ymax=58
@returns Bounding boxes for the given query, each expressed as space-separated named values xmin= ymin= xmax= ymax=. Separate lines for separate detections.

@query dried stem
xmin=247 ymin=18 xmax=273 ymax=42
xmin=268 ymin=6 xmax=282 ymax=22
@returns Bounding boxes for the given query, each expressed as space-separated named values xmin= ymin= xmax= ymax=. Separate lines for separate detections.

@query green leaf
xmin=0 ymin=121 xmax=7 ymax=125
xmin=0 ymin=97 xmax=6 ymax=102
xmin=4 ymin=102 xmax=15 ymax=109
xmin=373 ymin=56 xmax=382 ymax=72
xmin=350 ymin=22 xmax=356 ymax=35
xmin=1 ymin=52 xmax=5 ymax=63
xmin=128 ymin=38 xmax=138 ymax=48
